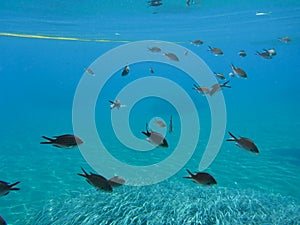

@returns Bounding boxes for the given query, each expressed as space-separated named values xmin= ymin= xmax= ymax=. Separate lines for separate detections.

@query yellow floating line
xmin=0 ymin=32 xmax=131 ymax=43
xmin=0 ymin=32 xmax=186 ymax=44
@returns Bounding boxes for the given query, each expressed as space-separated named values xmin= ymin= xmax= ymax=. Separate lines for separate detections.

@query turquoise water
xmin=1 ymin=1 xmax=300 ymax=224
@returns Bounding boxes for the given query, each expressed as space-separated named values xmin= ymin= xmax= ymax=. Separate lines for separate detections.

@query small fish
xmin=209 ymin=80 xmax=231 ymax=96
xmin=149 ymin=67 xmax=155 ymax=74
xmin=231 ymin=64 xmax=247 ymax=79
xmin=208 ymin=46 xmax=223 ymax=56
xmin=163 ymin=52 xmax=179 ymax=61
xmin=183 ymin=169 xmax=217 ymax=186
xmin=84 ymin=67 xmax=95 ymax=76
xmin=256 ymin=11 xmax=272 ymax=16
xmin=226 ymin=131 xmax=259 ymax=154
xmin=265 ymin=48 xmax=276 ymax=56
xmin=109 ymin=99 xmax=127 ymax=110
xmin=0 ymin=216 xmax=7 ymax=225
xmin=184 ymin=50 xmax=189 ymax=55
xmin=169 ymin=115 xmax=173 ymax=133
xmin=148 ymin=47 xmax=161 ymax=53
xmin=279 ymin=36 xmax=291 ymax=43
xmin=142 ymin=123 xmax=168 ymax=147
xmin=40 ymin=134 xmax=83 ymax=148
xmin=238 ymin=50 xmax=247 ymax=57
xmin=78 ymin=167 xmax=113 ymax=192
xmin=0 ymin=181 xmax=20 ymax=196
xmin=256 ymin=50 xmax=272 ymax=59
xmin=121 ymin=65 xmax=130 ymax=76
xmin=214 ymin=72 xmax=226 ymax=80
xmin=192 ymin=84 xmax=210 ymax=95
xmin=190 ymin=40 xmax=204 ymax=45
xmin=108 ymin=176 xmax=126 ymax=187
xmin=155 ymin=119 xmax=166 ymax=128
xmin=148 ymin=0 xmax=162 ymax=7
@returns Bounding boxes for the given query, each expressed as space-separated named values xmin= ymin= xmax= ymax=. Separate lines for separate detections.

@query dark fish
xmin=121 ymin=65 xmax=130 ymax=76
xmin=191 ymin=39 xmax=204 ymax=45
xmin=256 ymin=50 xmax=272 ymax=59
xmin=238 ymin=50 xmax=247 ymax=57
xmin=183 ymin=169 xmax=217 ymax=186
xmin=0 ymin=181 xmax=20 ymax=196
xmin=193 ymin=84 xmax=210 ymax=95
xmin=226 ymin=131 xmax=259 ymax=154
xmin=40 ymin=134 xmax=83 ymax=148
xmin=169 ymin=115 xmax=173 ymax=133
xmin=208 ymin=46 xmax=223 ymax=56
xmin=0 ymin=216 xmax=7 ymax=225
xmin=149 ymin=67 xmax=155 ymax=74
xmin=209 ymin=80 xmax=231 ymax=96
xmin=147 ymin=0 xmax=163 ymax=7
xmin=142 ymin=123 xmax=168 ymax=147
xmin=214 ymin=72 xmax=226 ymax=80
xmin=231 ymin=64 xmax=247 ymax=78
xmin=148 ymin=47 xmax=161 ymax=53
xmin=163 ymin=52 xmax=179 ymax=61
xmin=78 ymin=167 xmax=113 ymax=192
xmin=108 ymin=176 xmax=126 ymax=188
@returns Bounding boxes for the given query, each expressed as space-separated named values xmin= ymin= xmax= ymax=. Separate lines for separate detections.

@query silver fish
xmin=279 ymin=36 xmax=291 ymax=43
xmin=78 ymin=167 xmax=113 ymax=192
xmin=0 ymin=181 xmax=20 ymax=196
xmin=142 ymin=123 xmax=168 ymax=147
xmin=238 ymin=50 xmax=247 ymax=57
xmin=40 ymin=134 xmax=83 ymax=148
xmin=183 ymin=169 xmax=217 ymax=186
xmin=214 ymin=72 xmax=226 ymax=80
xmin=121 ymin=65 xmax=130 ymax=76
xmin=109 ymin=99 xmax=126 ymax=110
xmin=226 ymin=131 xmax=259 ymax=154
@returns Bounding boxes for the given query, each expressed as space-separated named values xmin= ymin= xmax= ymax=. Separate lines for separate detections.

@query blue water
xmin=1 ymin=1 xmax=300 ymax=224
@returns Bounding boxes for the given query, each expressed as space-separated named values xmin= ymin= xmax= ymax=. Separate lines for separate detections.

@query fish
xmin=149 ymin=67 xmax=155 ymax=74
xmin=209 ymin=80 xmax=231 ymax=96
xmin=238 ymin=50 xmax=247 ymax=57
xmin=226 ymin=131 xmax=259 ymax=154
xmin=279 ymin=36 xmax=291 ymax=43
xmin=142 ymin=123 xmax=168 ymax=147
xmin=214 ymin=72 xmax=226 ymax=80
xmin=148 ymin=0 xmax=163 ymax=7
xmin=256 ymin=11 xmax=272 ymax=16
xmin=0 ymin=181 xmax=20 ymax=196
xmin=0 ymin=216 xmax=7 ymax=225
xmin=148 ymin=47 xmax=161 ymax=53
xmin=183 ymin=169 xmax=217 ymax=186
xmin=231 ymin=64 xmax=247 ymax=79
xmin=184 ymin=50 xmax=189 ymax=55
xmin=108 ymin=176 xmax=126 ymax=188
xmin=78 ymin=167 xmax=113 ymax=192
xmin=192 ymin=84 xmax=210 ymax=95
xmin=265 ymin=48 xmax=276 ymax=56
xmin=121 ymin=65 xmax=130 ymax=76
xmin=169 ymin=115 xmax=173 ymax=133
xmin=208 ymin=46 xmax=223 ymax=56
xmin=84 ymin=67 xmax=95 ymax=76
xmin=163 ymin=52 xmax=179 ymax=61
xmin=256 ymin=50 xmax=272 ymax=59
xmin=155 ymin=119 xmax=166 ymax=127
xmin=190 ymin=39 xmax=204 ymax=45
xmin=40 ymin=134 xmax=83 ymax=148
xmin=109 ymin=99 xmax=127 ymax=110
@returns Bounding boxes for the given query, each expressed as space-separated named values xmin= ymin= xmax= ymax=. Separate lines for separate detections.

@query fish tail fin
xmin=227 ymin=131 xmax=237 ymax=141
xmin=40 ymin=136 xmax=54 ymax=144
xmin=208 ymin=46 xmax=212 ymax=51
xmin=109 ymin=100 xmax=114 ymax=104
xmin=78 ymin=167 xmax=88 ymax=178
xmin=222 ymin=80 xmax=231 ymax=88
xmin=184 ymin=169 xmax=193 ymax=178
xmin=9 ymin=181 xmax=20 ymax=190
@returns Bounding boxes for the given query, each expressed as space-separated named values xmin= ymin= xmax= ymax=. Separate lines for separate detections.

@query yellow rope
xmin=0 ymin=32 xmax=186 ymax=44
